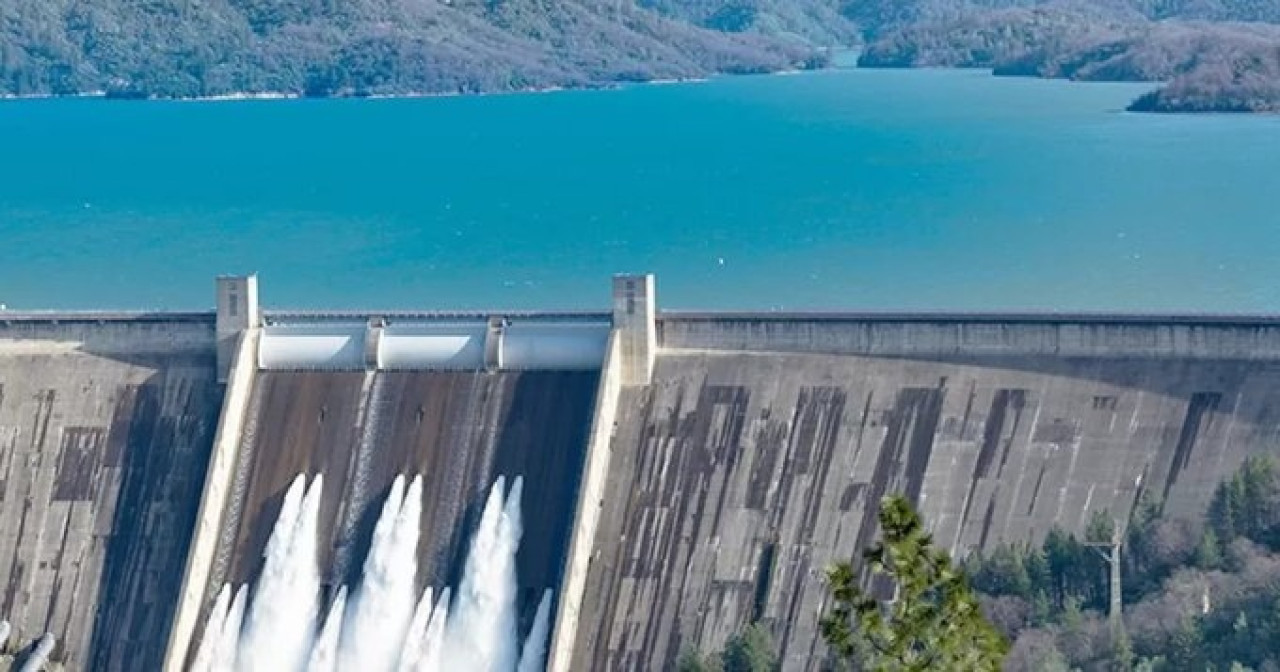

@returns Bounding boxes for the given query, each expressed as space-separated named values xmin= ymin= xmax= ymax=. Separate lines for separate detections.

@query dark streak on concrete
xmin=0 ymin=320 xmax=219 ymax=671
xmin=573 ymin=351 xmax=1280 ymax=670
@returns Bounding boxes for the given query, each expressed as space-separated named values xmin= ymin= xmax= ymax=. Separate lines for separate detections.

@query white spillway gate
xmin=256 ymin=316 xmax=611 ymax=371
xmin=379 ymin=321 xmax=489 ymax=370
xmin=258 ymin=322 xmax=367 ymax=370
xmin=500 ymin=323 xmax=610 ymax=370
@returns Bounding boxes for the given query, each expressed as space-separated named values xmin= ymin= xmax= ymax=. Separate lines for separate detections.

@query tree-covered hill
xmin=637 ymin=0 xmax=859 ymax=46
xmin=3 ymin=0 xmax=1277 ymax=109
xmin=851 ymin=0 xmax=1280 ymax=112
xmin=0 ymin=0 xmax=818 ymax=98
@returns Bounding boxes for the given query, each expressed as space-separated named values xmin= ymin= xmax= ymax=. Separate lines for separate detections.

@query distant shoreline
xmin=2 ymin=67 xmax=1272 ymax=115
xmin=0 ymin=75 xmax=717 ymax=104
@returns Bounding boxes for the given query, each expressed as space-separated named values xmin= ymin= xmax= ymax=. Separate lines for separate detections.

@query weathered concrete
xmin=162 ymin=329 xmax=260 ymax=672
xmin=215 ymin=276 xmax=260 ymax=383
xmin=659 ymin=313 xmax=1280 ymax=359
xmin=185 ymin=369 xmax=600 ymax=665
xmin=547 ymin=332 xmax=624 ymax=672
xmin=614 ymin=275 xmax=657 ymax=385
xmin=572 ymin=317 xmax=1280 ymax=670
xmin=0 ymin=317 xmax=221 ymax=671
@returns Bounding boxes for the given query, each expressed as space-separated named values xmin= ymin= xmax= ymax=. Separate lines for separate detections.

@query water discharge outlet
xmin=190 ymin=474 xmax=550 ymax=672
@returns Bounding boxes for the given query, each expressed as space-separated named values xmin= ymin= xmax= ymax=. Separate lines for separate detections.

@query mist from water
xmin=191 ymin=473 xmax=550 ymax=672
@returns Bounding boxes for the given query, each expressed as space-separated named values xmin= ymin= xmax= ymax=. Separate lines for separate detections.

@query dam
xmin=2 ymin=275 xmax=1280 ymax=670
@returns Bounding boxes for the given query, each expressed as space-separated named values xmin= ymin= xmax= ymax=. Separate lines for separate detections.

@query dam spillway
xmin=200 ymin=369 xmax=598 ymax=661
xmin=4 ymin=275 xmax=1280 ymax=671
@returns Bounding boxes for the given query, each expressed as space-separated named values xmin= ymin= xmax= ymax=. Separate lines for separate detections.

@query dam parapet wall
xmin=660 ymin=312 xmax=1280 ymax=359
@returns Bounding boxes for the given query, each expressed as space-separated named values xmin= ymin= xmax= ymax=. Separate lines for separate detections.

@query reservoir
xmin=0 ymin=68 xmax=1277 ymax=312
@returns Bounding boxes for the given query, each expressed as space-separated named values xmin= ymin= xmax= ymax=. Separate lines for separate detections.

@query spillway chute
xmin=191 ymin=473 xmax=550 ymax=672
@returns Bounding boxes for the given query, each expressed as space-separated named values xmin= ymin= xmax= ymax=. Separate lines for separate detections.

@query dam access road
xmin=2 ymin=274 xmax=1280 ymax=671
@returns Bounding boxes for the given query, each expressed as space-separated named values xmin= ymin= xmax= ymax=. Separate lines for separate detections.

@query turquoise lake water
xmin=1 ymin=68 xmax=1278 ymax=312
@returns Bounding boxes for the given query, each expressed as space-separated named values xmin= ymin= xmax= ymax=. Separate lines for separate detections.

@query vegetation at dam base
xmin=969 ymin=455 xmax=1280 ymax=672
xmin=678 ymin=456 xmax=1280 ymax=671
xmin=820 ymin=495 xmax=1008 ymax=671
xmin=680 ymin=495 xmax=1007 ymax=671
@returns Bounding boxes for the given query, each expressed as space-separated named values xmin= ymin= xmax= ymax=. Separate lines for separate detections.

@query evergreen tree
xmin=678 ymin=646 xmax=720 ymax=672
xmin=721 ymin=623 xmax=778 ymax=672
xmin=1194 ymin=528 xmax=1223 ymax=569
xmin=820 ymin=495 xmax=1008 ymax=671
xmin=1167 ymin=616 xmax=1205 ymax=671
xmin=1087 ymin=509 xmax=1116 ymax=544
xmin=1209 ymin=472 xmax=1246 ymax=544
xmin=1111 ymin=627 xmax=1135 ymax=672
xmin=1240 ymin=455 xmax=1280 ymax=543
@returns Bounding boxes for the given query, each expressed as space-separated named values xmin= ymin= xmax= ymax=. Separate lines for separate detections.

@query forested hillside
xmin=851 ymin=0 xmax=1280 ymax=112
xmin=0 ymin=0 xmax=816 ymax=98
xmin=2 ymin=0 xmax=1276 ymax=109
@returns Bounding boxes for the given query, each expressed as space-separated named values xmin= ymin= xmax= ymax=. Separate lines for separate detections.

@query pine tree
xmin=820 ymin=495 xmax=1008 ymax=671
xmin=1194 ymin=528 xmax=1223 ymax=569
xmin=721 ymin=623 xmax=778 ymax=672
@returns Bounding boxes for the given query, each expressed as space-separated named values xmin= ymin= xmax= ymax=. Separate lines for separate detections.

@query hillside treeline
xmin=0 ymin=0 xmax=813 ymax=98
xmin=852 ymin=1 xmax=1280 ymax=112
xmin=968 ymin=455 xmax=1280 ymax=670
xmin=2 ymin=0 xmax=1277 ymax=109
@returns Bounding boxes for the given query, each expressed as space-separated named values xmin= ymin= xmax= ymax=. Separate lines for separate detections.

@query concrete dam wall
xmin=5 ymin=275 xmax=1280 ymax=672
xmin=0 ymin=316 xmax=222 ymax=670
xmin=568 ymin=313 xmax=1280 ymax=670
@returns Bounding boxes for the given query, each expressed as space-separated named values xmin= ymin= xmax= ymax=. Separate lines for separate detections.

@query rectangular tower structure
xmin=215 ymin=274 xmax=260 ymax=382
xmin=612 ymin=274 xmax=656 ymax=385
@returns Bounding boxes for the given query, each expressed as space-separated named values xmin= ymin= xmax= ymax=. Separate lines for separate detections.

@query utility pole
xmin=1085 ymin=522 xmax=1124 ymax=636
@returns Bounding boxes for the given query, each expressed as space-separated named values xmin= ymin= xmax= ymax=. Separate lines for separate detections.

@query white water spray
xmin=190 ymin=585 xmax=232 ymax=672
xmin=419 ymin=587 xmax=451 ymax=672
xmin=193 ymin=473 xmax=550 ymax=672
xmin=517 ymin=589 xmax=554 ymax=672
xmin=212 ymin=585 xmax=248 ymax=672
xmin=444 ymin=476 xmax=525 ymax=671
xmin=397 ymin=586 xmax=435 ymax=672
xmin=307 ymin=586 xmax=348 ymax=672
xmin=340 ymin=475 xmax=424 ymax=672
xmin=239 ymin=474 xmax=324 ymax=672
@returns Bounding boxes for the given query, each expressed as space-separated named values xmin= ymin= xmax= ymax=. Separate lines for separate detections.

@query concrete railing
xmin=162 ymin=328 xmax=260 ymax=672
xmin=546 ymin=330 xmax=624 ymax=672
xmin=0 ymin=317 xmax=215 ymax=356
xmin=659 ymin=314 xmax=1280 ymax=360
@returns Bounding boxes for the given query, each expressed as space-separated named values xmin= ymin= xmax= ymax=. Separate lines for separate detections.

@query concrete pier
xmin=162 ymin=328 xmax=260 ymax=672
xmin=546 ymin=331 xmax=625 ymax=672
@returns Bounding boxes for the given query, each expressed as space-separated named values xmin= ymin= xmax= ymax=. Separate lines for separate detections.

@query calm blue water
xmin=1 ymin=69 xmax=1278 ymax=312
